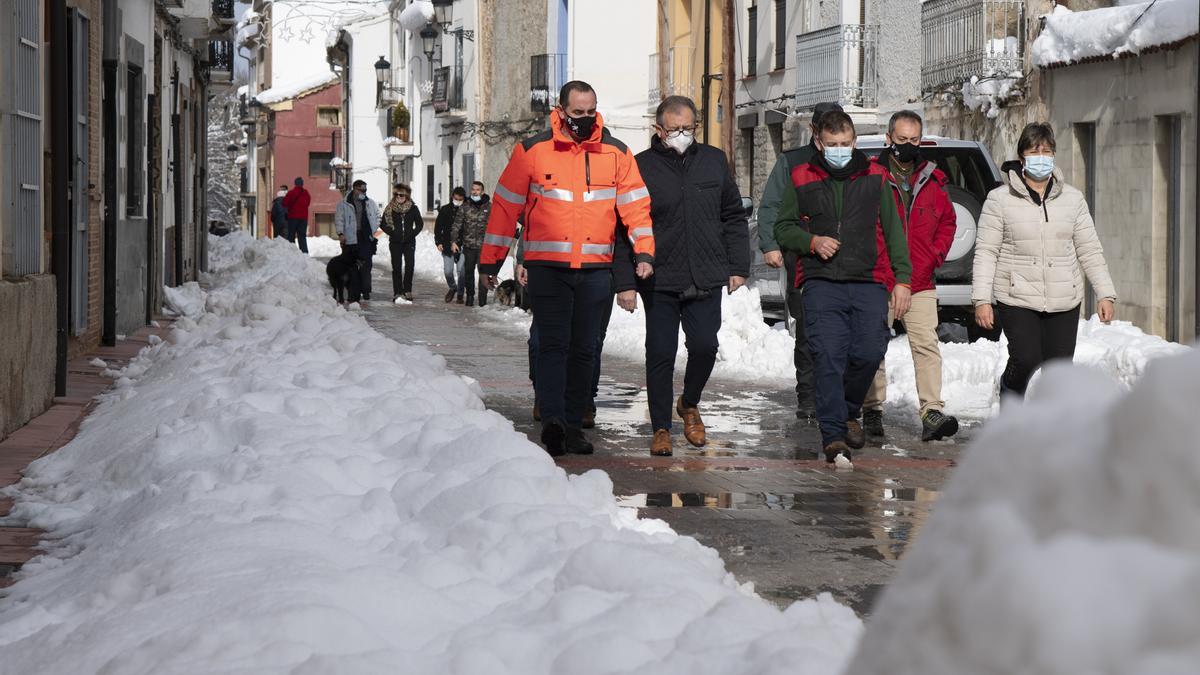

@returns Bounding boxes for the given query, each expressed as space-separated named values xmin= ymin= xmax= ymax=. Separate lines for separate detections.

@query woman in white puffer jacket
xmin=972 ymin=122 xmax=1117 ymax=397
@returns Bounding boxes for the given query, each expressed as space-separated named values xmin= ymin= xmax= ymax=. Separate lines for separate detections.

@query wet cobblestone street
xmin=361 ymin=271 xmax=969 ymax=616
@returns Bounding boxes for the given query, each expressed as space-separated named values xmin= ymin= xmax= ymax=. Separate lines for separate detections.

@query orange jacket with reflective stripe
xmin=479 ymin=111 xmax=655 ymax=272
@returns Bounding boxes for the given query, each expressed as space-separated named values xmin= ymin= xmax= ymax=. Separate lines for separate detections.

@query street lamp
xmin=419 ymin=23 xmax=438 ymax=64
xmin=432 ymin=0 xmax=453 ymax=29
xmin=374 ymin=55 xmax=391 ymax=84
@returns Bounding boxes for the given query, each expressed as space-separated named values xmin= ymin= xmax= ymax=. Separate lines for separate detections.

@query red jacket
xmin=875 ymin=156 xmax=957 ymax=294
xmin=282 ymin=186 xmax=311 ymax=220
xmin=479 ymin=110 xmax=654 ymax=271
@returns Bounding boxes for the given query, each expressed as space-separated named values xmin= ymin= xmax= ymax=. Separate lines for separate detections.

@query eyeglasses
xmin=656 ymin=123 xmax=699 ymax=139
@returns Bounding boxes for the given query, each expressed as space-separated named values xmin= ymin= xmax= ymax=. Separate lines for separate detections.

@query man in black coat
xmin=614 ymin=96 xmax=749 ymax=457
xmin=434 ymin=187 xmax=467 ymax=303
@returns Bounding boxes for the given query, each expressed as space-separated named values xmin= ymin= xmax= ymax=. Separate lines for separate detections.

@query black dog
xmin=494 ymin=278 xmax=530 ymax=310
xmin=326 ymin=251 xmax=362 ymax=304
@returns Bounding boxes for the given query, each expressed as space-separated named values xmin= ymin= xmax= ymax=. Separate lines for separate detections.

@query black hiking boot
xmin=863 ymin=409 xmax=884 ymax=438
xmin=921 ymin=410 xmax=959 ymax=442
xmin=540 ymin=419 xmax=566 ymax=457
xmin=565 ymin=427 xmax=594 ymax=455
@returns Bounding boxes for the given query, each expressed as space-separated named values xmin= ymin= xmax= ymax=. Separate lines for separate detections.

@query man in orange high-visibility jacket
xmin=479 ymin=80 xmax=655 ymax=457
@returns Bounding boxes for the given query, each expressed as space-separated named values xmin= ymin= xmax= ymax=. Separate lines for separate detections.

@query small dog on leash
xmin=494 ymin=278 xmax=528 ymax=309
xmin=326 ymin=252 xmax=362 ymax=304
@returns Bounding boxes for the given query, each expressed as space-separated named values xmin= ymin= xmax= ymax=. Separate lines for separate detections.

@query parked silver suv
xmin=747 ymin=135 xmax=1003 ymax=340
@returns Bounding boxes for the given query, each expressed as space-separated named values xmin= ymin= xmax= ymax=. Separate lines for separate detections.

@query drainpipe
xmin=50 ymin=0 xmax=70 ymax=395
xmin=102 ymin=0 xmax=119 ymax=346
xmin=172 ymin=62 xmax=183 ymax=286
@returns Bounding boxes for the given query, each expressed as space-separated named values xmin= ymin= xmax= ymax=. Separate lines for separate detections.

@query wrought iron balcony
xmin=208 ymin=40 xmax=234 ymax=83
xmin=432 ymin=66 xmax=464 ymax=114
xmin=647 ymin=46 xmax=696 ymax=109
xmin=212 ymin=0 xmax=235 ymax=24
xmin=530 ymin=53 xmax=567 ymax=113
xmin=922 ymin=0 xmax=1026 ymax=92
xmin=794 ymin=24 xmax=879 ymax=110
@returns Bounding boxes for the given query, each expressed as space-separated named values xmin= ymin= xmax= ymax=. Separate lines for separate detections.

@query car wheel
xmin=934 ymin=185 xmax=984 ymax=284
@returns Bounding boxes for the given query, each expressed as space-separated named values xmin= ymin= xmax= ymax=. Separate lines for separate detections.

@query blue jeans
xmin=642 ymin=288 xmax=722 ymax=432
xmin=442 ymin=253 xmax=465 ymax=293
xmin=801 ymin=280 xmax=890 ymax=446
xmin=526 ymin=266 xmax=612 ymax=428
xmin=528 ymin=279 xmax=613 ymax=405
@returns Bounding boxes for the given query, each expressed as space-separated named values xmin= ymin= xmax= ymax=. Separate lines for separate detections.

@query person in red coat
xmin=862 ymin=111 xmax=959 ymax=442
xmin=281 ymin=176 xmax=312 ymax=253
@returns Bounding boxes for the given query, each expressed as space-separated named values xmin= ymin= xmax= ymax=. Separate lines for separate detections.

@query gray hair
xmin=655 ymin=95 xmax=698 ymax=126
xmin=887 ymin=110 xmax=923 ymax=135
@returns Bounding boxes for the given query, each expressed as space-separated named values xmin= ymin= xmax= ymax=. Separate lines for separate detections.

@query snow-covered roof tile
xmin=255 ymin=71 xmax=340 ymax=105
xmin=1032 ymin=0 xmax=1199 ymax=68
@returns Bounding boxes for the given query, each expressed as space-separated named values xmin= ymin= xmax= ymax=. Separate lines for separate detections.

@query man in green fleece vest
xmin=773 ymin=111 xmax=912 ymax=464
xmin=756 ymin=102 xmax=844 ymax=419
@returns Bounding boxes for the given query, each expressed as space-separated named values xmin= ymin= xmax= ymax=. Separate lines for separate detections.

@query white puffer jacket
xmin=972 ymin=166 xmax=1116 ymax=313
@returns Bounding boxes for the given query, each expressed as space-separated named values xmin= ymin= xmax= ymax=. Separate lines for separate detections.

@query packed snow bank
xmin=1032 ymin=0 xmax=1199 ymax=67
xmin=162 ymin=282 xmax=206 ymax=317
xmin=848 ymin=347 xmax=1200 ymax=673
xmin=0 ymin=233 xmax=861 ymax=673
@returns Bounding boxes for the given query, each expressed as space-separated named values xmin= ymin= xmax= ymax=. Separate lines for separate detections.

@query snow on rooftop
xmin=254 ymin=71 xmax=339 ymax=104
xmin=1032 ymin=0 xmax=1200 ymax=67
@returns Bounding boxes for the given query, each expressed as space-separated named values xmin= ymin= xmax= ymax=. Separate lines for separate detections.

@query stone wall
xmin=0 ymin=276 xmax=56 ymax=439
xmin=478 ymin=0 xmax=546 ymax=188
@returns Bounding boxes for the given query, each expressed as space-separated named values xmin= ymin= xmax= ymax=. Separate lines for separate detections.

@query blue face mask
xmin=1024 ymin=155 xmax=1054 ymax=180
xmin=823 ymin=146 xmax=853 ymax=170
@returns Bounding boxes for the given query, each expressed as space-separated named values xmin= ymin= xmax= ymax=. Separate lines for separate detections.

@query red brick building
xmin=264 ymin=82 xmax=343 ymax=238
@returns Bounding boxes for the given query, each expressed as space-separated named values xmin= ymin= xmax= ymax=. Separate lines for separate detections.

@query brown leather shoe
xmin=823 ymin=440 xmax=852 ymax=464
xmin=650 ymin=429 xmax=672 ymax=456
xmin=675 ymin=397 xmax=707 ymax=447
xmin=845 ymin=419 xmax=866 ymax=449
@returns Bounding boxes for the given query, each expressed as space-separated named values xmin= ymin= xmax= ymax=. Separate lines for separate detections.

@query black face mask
xmin=564 ymin=113 xmax=597 ymax=140
xmin=889 ymin=142 xmax=921 ymax=165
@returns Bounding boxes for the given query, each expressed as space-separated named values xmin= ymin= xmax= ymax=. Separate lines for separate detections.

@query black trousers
xmin=996 ymin=302 xmax=1080 ymax=396
xmin=784 ymin=252 xmax=814 ymax=408
xmin=389 ymin=239 xmax=415 ymax=296
xmin=460 ymin=247 xmax=488 ymax=305
xmin=642 ymin=288 xmax=722 ymax=432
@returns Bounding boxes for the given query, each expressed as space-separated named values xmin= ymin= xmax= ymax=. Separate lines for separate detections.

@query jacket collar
xmin=874 ymin=155 xmax=942 ymax=201
xmin=551 ymin=109 xmax=606 ymax=151
xmin=1001 ymin=160 xmax=1064 ymax=203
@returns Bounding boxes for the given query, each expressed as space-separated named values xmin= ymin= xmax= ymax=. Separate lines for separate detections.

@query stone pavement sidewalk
xmin=361 ymin=272 xmax=969 ymax=615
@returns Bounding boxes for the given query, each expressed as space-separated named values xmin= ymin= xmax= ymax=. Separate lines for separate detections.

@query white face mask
xmin=453 ymin=198 xmax=464 ymax=206
xmin=277 ymin=191 xmax=287 ymax=198
xmin=663 ymin=130 xmax=695 ymax=155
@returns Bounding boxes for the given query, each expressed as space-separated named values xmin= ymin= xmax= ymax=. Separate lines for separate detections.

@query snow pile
xmin=255 ymin=71 xmax=339 ymax=105
xmin=1032 ymin=0 xmax=1200 ymax=67
xmin=161 ymin=282 xmax=207 ymax=318
xmin=398 ymin=0 xmax=435 ymax=32
xmin=960 ymin=75 xmax=1020 ymax=119
xmin=848 ymin=347 xmax=1200 ymax=673
xmin=0 ymin=232 xmax=862 ymax=673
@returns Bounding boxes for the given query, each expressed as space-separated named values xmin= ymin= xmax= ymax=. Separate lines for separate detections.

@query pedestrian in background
xmin=282 ymin=177 xmax=311 ymax=253
xmin=270 ymin=185 xmax=289 ymax=239
xmin=973 ymin=122 xmax=1117 ymax=398
xmin=862 ymin=110 xmax=960 ymax=442
xmin=774 ymin=111 xmax=912 ymax=464
xmin=755 ymin=102 xmax=845 ymax=421
xmin=479 ymin=80 xmax=655 ymax=457
xmin=452 ymin=181 xmax=492 ymax=307
xmin=381 ymin=183 xmax=423 ymax=302
xmin=615 ymin=96 xmax=748 ymax=457
xmin=435 ymin=187 xmax=467 ymax=303
xmin=334 ymin=179 xmax=380 ymax=303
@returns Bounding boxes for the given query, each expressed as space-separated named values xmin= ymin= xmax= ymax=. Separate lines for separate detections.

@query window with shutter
xmin=3 ymin=0 xmax=43 ymax=277
xmin=747 ymin=5 xmax=757 ymax=77
xmin=774 ymin=0 xmax=787 ymax=71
